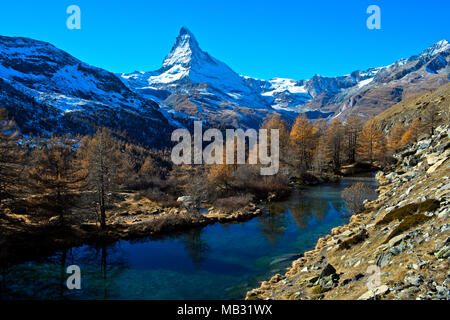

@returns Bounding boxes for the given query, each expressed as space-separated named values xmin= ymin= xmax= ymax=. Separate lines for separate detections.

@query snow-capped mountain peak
xmin=120 ymin=30 xmax=450 ymax=127
xmin=162 ymin=27 xmax=205 ymax=69
xmin=420 ymin=39 xmax=449 ymax=58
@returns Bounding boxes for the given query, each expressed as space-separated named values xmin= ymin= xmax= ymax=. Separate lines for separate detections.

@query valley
xmin=0 ymin=25 xmax=449 ymax=302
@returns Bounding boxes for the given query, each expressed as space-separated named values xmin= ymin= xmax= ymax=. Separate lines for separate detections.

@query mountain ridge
xmin=0 ymin=28 xmax=448 ymax=144
xmin=120 ymin=28 xmax=449 ymax=126
xmin=0 ymin=34 xmax=174 ymax=146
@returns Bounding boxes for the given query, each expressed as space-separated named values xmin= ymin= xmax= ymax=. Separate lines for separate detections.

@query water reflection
xmin=0 ymin=243 xmax=129 ymax=299
xmin=179 ymin=229 xmax=210 ymax=268
xmin=2 ymin=177 xmax=377 ymax=300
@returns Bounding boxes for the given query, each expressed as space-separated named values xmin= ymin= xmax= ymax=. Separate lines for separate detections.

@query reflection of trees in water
xmin=257 ymin=203 xmax=289 ymax=245
xmin=288 ymin=189 xmax=344 ymax=230
xmin=310 ymin=197 xmax=331 ymax=221
xmin=0 ymin=264 xmax=10 ymax=299
xmin=0 ymin=243 xmax=129 ymax=299
xmin=179 ymin=229 xmax=210 ymax=268
xmin=289 ymin=197 xmax=314 ymax=230
xmin=77 ymin=243 xmax=128 ymax=299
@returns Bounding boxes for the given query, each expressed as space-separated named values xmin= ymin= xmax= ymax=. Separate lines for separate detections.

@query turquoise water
xmin=0 ymin=177 xmax=376 ymax=300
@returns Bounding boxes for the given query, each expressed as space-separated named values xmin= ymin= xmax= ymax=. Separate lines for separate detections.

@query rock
xmin=48 ymin=216 xmax=60 ymax=224
xmin=268 ymin=192 xmax=277 ymax=202
xmin=177 ymin=196 xmax=195 ymax=207
xmin=417 ymin=139 xmax=431 ymax=150
xmin=305 ymin=276 xmax=319 ymax=287
xmin=435 ymin=245 xmax=450 ymax=259
xmin=387 ymin=234 xmax=407 ymax=248
xmin=315 ymin=264 xmax=340 ymax=290
xmin=427 ymin=158 xmax=446 ymax=174
xmin=341 ymin=230 xmax=354 ymax=237
xmin=397 ymin=286 xmax=420 ymax=299
xmin=403 ymin=155 xmax=418 ymax=167
xmin=385 ymin=172 xmax=397 ymax=181
xmin=389 ymin=244 xmax=405 ymax=256
xmin=320 ymin=264 xmax=336 ymax=278
xmin=376 ymin=252 xmax=392 ymax=268
xmin=401 ymin=171 xmax=416 ymax=181
xmin=426 ymin=153 xmax=441 ymax=166
xmin=358 ymin=285 xmax=389 ymax=300
xmin=404 ymin=274 xmax=424 ymax=287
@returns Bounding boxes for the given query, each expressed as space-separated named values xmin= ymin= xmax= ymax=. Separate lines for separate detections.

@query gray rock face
xmin=404 ymin=274 xmax=424 ymax=287
xmin=314 ymin=264 xmax=340 ymax=290
xmin=376 ymin=252 xmax=393 ymax=268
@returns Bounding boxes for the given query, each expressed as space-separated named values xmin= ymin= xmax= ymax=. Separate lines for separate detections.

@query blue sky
xmin=0 ymin=0 xmax=448 ymax=80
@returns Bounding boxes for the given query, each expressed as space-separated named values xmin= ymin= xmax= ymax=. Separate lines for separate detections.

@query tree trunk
xmin=99 ymin=185 xmax=106 ymax=230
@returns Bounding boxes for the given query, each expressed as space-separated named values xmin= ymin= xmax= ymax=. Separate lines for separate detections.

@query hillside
xmin=246 ymin=124 xmax=450 ymax=300
xmin=0 ymin=35 xmax=173 ymax=147
xmin=376 ymin=82 xmax=450 ymax=133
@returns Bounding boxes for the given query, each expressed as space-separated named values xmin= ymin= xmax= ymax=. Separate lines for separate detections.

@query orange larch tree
xmin=325 ymin=118 xmax=345 ymax=171
xmin=400 ymin=118 xmax=422 ymax=147
xmin=288 ymin=115 xmax=316 ymax=174
xmin=387 ymin=123 xmax=406 ymax=153
xmin=357 ymin=117 xmax=386 ymax=164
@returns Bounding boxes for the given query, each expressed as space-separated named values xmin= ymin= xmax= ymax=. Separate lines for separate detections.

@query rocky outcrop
xmin=246 ymin=125 xmax=450 ymax=300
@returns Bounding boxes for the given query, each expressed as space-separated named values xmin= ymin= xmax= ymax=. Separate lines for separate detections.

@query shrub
xmin=150 ymin=212 xmax=192 ymax=233
xmin=312 ymin=286 xmax=330 ymax=294
xmin=377 ymin=199 xmax=440 ymax=225
xmin=339 ymin=230 xmax=368 ymax=250
xmin=341 ymin=182 xmax=377 ymax=214
xmin=385 ymin=213 xmax=431 ymax=243
xmin=142 ymin=191 xmax=181 ymax=208
xmin=213 ymin=194 xmax=252 ymax=214
xmin=417 ymin=199 xmax=441 ymax=213
xmin=245 ymin=175 xmax=291 ymax=200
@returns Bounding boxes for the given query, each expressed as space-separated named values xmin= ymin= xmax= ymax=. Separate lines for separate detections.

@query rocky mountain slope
xmin=120 ymin=27 xmax=283 ymax=129
xmin=0 ymin=35 xmax=173 ymax=146
xmin=121 ymin=28 xmax=449 ymax=127
xmin=376 ymin=82 xmax=450 ymax=133
xmin=246 ymin=125 xmax=450 ymax=300
xmin=0 ymin=29 xmax=448 ymax=141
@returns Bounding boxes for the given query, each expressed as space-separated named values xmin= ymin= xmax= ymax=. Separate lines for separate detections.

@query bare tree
xmin=28 ymin=136 xmax=83 ymax=225
xmin=342 ymin=182 xmax=377 ymax=214
xmin=78 ymin=128 xmax=125 ymax=230
xmin=0 ymin=109 xmax=24 ymax=204
xmin=422 ymin=104 xmax=440 ymax=136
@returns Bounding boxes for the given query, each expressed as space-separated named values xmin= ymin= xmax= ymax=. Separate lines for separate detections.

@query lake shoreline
xmin=0 ymin=200 xmax=266 ymax=266
xmin=0 ymin=171 xmax=375 ymax=267
xmin=245 ymin=127 xmax=449 ymax=300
